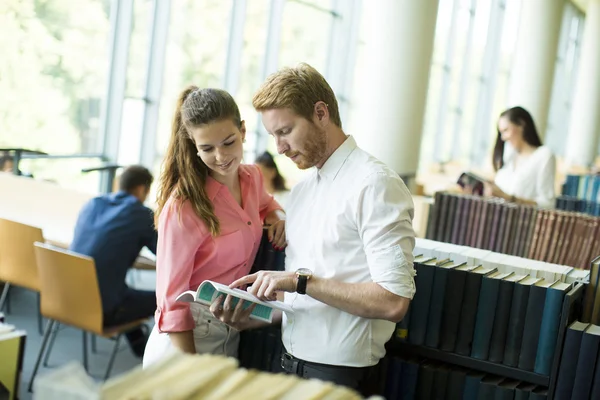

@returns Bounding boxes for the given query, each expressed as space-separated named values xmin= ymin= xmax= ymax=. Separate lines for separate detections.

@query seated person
xmin=255 ymin=151 xmax=290 ymax=207
xmin=0 ymin=154 xmax=14 ymax=173
xmin=70 ymin=165 xmax=158 ymax=357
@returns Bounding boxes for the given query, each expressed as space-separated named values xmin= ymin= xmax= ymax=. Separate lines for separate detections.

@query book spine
xmin=455 ymin=271 xmax=484 ymax=356
xmin=534 ymin=288 xmax=568 ymax=375
xmin=503 ymin=282 xmax=531 ymax=367
xmin=471 ymin=276 xmax=501 ymax=360
xmin=488 ymin=279 xmax=516 ymax=363
xmin=518 ymin=285 xmax=547 ymax=371
xmin=439 ymin=269 xmax=468 ymax=352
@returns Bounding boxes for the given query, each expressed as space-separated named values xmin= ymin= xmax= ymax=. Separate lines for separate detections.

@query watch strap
xmin=296 ymin=275 xmax=308 ymax=295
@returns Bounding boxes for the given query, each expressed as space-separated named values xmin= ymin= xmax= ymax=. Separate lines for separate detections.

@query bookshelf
xmin=387 ymin=282 xmax=585 ymax=399
xmin=389 ymin=341 xmax=549 ymax=386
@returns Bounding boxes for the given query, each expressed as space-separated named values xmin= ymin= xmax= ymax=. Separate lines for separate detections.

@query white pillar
xmin=507 ymin=0 xmax=564 ymax=139
xmin=565 ymin=0 xmax=600 ymax=167
xmin=350 ymin=0 xmax=439 ymax=179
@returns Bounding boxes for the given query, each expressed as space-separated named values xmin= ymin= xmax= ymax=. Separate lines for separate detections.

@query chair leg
xmin=104 ymin=334 xmax=122 ymax=381
xmin=28 ymin=319 xmax=56 ymax=392
xmin=43 ymin=322 xmax=60 ymax=367
xmin=36 ymin=291 xmax=43 ymax=335
xmin=0 ymin=282 xmax=11 ymax=313
xmin=91 ymin=334 xmax=97 ymax=354
xmin=82 ymin=331 xmax=89 ymax=373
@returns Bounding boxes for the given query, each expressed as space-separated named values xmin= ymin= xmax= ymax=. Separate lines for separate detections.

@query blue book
xmin=471 ymin=271 xmax=513 ymax=360
xmin=407 ymin=256 xmax=436 ymax=345
xmin=463 ymin=372 xmax=485 ymax=400
xmin=534 ymin=281 xmax=572 ymax=375
xmin=554 ymin=321 xmax=589 ymax=399
xmin=571 ymin=325 xmax=600 ymax=399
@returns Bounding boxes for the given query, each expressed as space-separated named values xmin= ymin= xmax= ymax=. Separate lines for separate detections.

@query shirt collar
xmin=108 ymin=190 xmax=138 ymax=204
xmin=317 ymin=135 xmax=357 ymax=181
xmin=205 ymin=164 xmax=251 ymax=200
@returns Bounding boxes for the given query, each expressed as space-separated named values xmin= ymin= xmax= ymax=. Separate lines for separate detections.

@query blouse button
xmin=247 ymin=221 xmax=251 ymax=225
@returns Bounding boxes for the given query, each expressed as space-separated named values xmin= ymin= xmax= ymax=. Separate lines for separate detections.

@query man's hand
xmin=209 ymin=294 xmax=256 ymax=331
xmin=230 ymin=271 xmax=297 ymax=301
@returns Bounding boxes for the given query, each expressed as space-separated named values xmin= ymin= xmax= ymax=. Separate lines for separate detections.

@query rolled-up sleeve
xmin=356 ymin=172 xmax=416 ymax=299
xmin=155 ymin=200 xmax=207 ymax=332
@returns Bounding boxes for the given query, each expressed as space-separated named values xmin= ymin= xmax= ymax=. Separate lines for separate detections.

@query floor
xmin=2 ymin=269 xmax=156 ymax=399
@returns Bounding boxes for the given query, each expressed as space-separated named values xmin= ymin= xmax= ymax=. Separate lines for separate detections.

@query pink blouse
xmin=155 ymin=164 xmax=281 ymax=332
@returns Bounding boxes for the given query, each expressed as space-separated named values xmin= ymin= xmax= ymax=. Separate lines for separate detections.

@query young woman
xmin=142 ymin=87 xmax=285 ymax=367
xmin=254 ymin=151 xmax=290 ymax=207
xmin=486 ymin=106 xmax=556 ymax=208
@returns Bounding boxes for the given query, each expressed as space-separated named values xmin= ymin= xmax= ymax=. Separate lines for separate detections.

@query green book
xmin=176 ymin=280 xmax=293 ymax=323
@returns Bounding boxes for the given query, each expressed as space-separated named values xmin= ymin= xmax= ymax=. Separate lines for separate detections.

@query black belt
xmin=280 ymin=352 xmax=376 ymax=389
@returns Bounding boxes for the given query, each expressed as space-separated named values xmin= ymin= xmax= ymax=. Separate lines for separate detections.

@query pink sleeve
xmin=155 ymin=200 xmax=208 ymax=333
xmin=252 ymin=165 xmax=282 ymax=220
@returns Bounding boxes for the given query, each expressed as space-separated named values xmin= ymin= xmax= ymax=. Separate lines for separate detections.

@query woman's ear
xmin=240 ymin=120 xmax=247 ymax=142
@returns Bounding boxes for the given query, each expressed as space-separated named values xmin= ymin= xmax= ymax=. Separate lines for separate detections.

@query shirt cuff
xmin=261 ymin=199 xmax=283 ymax=221
xmin=156 ymin=306 xmax=195 ymax=333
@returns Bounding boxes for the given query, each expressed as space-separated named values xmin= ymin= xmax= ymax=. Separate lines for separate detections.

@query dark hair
xmin=255 ymin=151 xmax=287 ymax=192
xmin=155 ymin=87 xmax=242 ymax=236
xmin=0 ymin=154 xmax=14 ymax=170
xmin=119 ymin=165 xmax=154 ymax=192
xmin=492 ymin=106 xmax=543 ymax=171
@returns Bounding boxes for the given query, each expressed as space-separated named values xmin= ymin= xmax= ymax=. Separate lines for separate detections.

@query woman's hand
xmin=484 ymin=181 xmax=510 ymax=200
xmin=210 ymin=294 xmax=256 ymax=331
xmin=264 ymin=210 xmax=286 ymax=250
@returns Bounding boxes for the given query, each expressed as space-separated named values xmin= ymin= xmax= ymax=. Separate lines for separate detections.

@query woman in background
xmin=255 ymin=151 xmax=290 ymax=207
xmin=486 ymin=106 xmax=556 ymax=208
xmin=143 ymin=87 xmax=285 ymax=367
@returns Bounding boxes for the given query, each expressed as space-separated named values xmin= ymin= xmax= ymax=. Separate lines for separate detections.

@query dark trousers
xmin=279 ymin=352 xmax=381 ymax=397
xmin=103 ymin=288 xmax=156 ymax=356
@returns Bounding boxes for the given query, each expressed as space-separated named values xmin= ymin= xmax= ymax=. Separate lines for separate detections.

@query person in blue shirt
xmin=70 ymin=165 xmax=157 ymax=357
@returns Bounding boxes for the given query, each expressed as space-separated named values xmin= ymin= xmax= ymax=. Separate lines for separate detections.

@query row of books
xmin=562 ymin=174 xmax=600 ymax=201
xmin=426 ymin=192 xmax=600 ymax=269
xmin=383 ymin=357 xmax=548 ymax=400
xmin=554 ymin=321 xmax=600 ymax=400
xmin=34 ymin=353 xmax=368 ymax=400
xmin=402 ymin=239 xmax=591 ymax=377
xmin=556 ymin=195 xmax=600 ymax=216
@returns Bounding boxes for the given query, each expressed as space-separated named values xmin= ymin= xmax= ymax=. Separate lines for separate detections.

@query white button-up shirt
xmin=282 ymin=136 xmax=416 ymax=367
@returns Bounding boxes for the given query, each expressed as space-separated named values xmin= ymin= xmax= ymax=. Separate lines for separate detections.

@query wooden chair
xmin=0 ymin=218 xmax=44 ymax=333
xmin=28 ymin=242 xmax=147 ymax=392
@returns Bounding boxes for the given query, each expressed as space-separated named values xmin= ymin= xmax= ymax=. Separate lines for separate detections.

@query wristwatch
xmin=295 ymin=268 xmax=313 ymax=295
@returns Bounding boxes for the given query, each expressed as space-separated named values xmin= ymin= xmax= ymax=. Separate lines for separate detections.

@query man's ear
xmin=314 ymin=101 xmax=329 ymax=126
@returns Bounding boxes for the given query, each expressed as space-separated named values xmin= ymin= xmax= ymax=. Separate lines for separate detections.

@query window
xmin=0 ymin=0 xmax=111 ymax=192
xmin=153 ymin=0 xmax=231 ymax=174
xmin=418 ymin=0 xmax=522 ymax=173
xmin=265 ymin=0 xmax=336 ymax=187
xmin=545 ymin=2 xmax=585 ymax=156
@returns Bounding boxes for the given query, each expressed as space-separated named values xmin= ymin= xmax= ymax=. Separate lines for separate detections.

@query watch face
xmin=296 ymin=268 xmax=312 ymax=276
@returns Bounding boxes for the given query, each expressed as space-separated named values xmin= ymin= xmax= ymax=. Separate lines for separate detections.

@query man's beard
xmin=296 ymin=126 xmax=328 ymax=170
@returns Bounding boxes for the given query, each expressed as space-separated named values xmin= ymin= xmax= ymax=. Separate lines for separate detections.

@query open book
xmin=176 ymin=280 xmax=293 ymax=323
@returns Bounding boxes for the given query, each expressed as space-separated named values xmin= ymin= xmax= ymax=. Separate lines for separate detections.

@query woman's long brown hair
xmin=155 ymin=86 xmax=241 ymax=236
